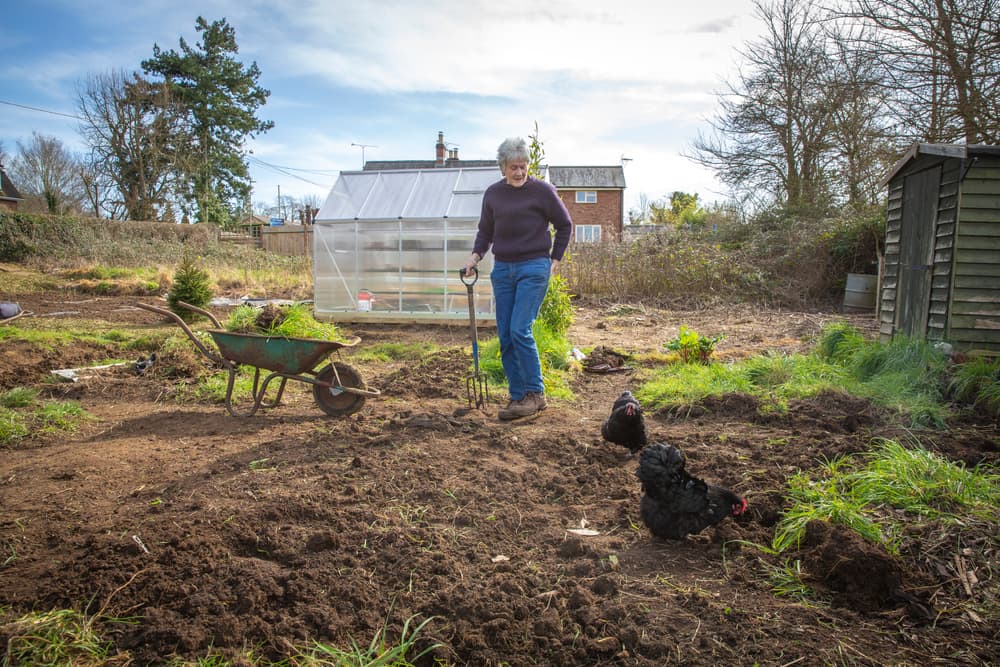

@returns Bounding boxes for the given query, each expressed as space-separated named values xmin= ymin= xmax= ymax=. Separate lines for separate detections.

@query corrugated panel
xmin=316 ymin=167 xmax=498 ymax=222
xmin=317 ymin=172 xmax=380 ymax=220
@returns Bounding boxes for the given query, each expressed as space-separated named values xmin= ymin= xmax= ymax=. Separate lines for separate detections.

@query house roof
xmin=0 ymin=167 xmax=24 ymax=201
xmin=239 ymin=214 xmax=270 ymax=226
xmin=316 ymin=166 xmax=500 ymax=222
xmin=546 ymin=166 xmax=626 ymax=189
xmin=882 ymin=143 xmax=1000 ymax=186
xmin=364 ymin=160 xmax=498 ymax=171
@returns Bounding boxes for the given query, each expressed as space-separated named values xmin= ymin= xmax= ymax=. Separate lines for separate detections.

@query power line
xmin=248 ymin=156 xmax=329 ymax=188
xmin=0 ymin=98 xmax=80 ymax=120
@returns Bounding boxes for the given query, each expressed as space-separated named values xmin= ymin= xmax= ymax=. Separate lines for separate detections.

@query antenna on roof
xmin=351 ymin=143 xmax=377 ymax=169
xmin=621 ymin=155 xmax=633 ymax=166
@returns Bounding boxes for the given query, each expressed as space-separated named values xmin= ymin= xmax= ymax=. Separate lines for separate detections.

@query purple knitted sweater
xmin=472 ymin=177 xmax=573 ymax=263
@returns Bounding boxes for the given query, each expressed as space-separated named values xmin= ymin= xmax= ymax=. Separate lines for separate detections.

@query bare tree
xmin=838 ymin=0 xmax=999 ymax=143
xmin=823 ymin=24 xmax=897 ymax=208
xmin=77 ymin=70 xmax=194 ymax=221
xmin=8 ymin=132 xmax=86 ymax=215
xmin=690 ymin=0 xmax=841 ymax=213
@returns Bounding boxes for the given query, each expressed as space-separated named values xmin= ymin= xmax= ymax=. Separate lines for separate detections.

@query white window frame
xmin=575 ymin=190 xmax=597 ymax=204
xmin=575 ymin=224 xmax=602 ymax=243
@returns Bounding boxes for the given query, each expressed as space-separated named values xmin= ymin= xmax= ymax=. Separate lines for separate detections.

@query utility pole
xmin=351 ymin=143 xmax=377 ymax=169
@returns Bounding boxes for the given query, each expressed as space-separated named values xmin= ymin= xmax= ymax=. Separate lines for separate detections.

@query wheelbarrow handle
xmin=135 ymin=302 xmax=227 ymax=366
xmin=458 ymin=266 xmax=478 ymax=287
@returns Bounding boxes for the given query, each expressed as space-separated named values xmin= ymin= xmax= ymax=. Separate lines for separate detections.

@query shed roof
xmin=0 ymin=167 xmax=24 ymax=201
xmin=316 ymin=166 xmax=499 ymax=222
xmin=546 ymin=166 xmax=626 ymax=189
xmin=882 ymin=142 xmax=1000 ymax=186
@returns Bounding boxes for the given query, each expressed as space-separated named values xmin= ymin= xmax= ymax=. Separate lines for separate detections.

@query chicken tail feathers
xmin=636 ymin=442 xmax=689 ymax=496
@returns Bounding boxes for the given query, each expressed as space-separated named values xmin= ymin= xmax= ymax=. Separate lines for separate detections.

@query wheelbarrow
xmin=136 ymin=301 xmax=380 ymax=418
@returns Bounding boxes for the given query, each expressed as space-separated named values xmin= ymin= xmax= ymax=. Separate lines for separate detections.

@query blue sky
xmin=0 ymin=1 xmax=762 ymax=215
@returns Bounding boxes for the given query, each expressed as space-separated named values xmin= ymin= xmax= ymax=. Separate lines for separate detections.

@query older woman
xmin=462 ymin=137 xmax=573 ymax=420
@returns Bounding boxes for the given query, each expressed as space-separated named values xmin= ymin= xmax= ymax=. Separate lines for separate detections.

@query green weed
xmin=2 ymin=608 xmax=133 ymax=666
xmin=0 ymin=406 xmax=30 ymax=445
xmin=34 ymin=401 xmax=91 ymax=434
xmin=664 ymin=325 xmax=724 ymax=364
xmin=0 ymin=387 xmax=38 ymax=409
xmin=773 ymin=439 xmax=1000 ymax=554
xmin=287 ymin=613 xmax=439 ymax=667
xmin=949 ymin=356 xmax=1000 ymax=418
xmin=350 ymin=342 xmax=438 ymax=363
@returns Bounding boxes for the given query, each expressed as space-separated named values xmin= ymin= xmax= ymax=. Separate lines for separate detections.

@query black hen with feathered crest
xmin=636 ymin=442 xmax=747 ymax=540
xmin=601 ymin=390 xmax=647 ymax=455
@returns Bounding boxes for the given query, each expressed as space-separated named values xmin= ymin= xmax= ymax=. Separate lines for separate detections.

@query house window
xmin=575 ymin=190 xmax=597 ymax=204
xmin=575 ymin=225 xmax=602 ymax=243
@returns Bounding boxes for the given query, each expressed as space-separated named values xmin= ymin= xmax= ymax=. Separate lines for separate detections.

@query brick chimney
xmin=435 ymin=131 xmax=446 ymax=166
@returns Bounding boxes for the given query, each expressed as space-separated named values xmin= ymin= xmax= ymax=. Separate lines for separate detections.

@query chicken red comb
xmin=733 ymin=498 xmax=748 ymax=515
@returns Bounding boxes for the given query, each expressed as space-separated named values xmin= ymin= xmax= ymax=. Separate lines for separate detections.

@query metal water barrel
xmin=843 ymin=273 xmax=877 ymax=310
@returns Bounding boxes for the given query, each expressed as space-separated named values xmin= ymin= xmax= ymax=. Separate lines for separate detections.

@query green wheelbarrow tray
xmin=136 ymin=301 xmax=380 ymax=418
xmin=208 ymin=330 xmax=355 ymax=374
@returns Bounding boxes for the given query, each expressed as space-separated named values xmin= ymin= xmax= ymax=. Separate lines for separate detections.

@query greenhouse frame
xmin=313 ymin=166 xmax=500 ymax=322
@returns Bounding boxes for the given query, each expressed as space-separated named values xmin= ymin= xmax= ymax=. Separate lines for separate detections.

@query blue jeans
xmin=491 ymin=257 xmax=550 ymax=401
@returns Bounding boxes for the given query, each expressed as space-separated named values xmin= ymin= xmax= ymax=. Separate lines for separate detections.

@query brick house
xmin=363 ymin=132 xmax=627 ymax=243
xmin=546 ymin=166 xmax=626 ymax=243
xmin=0 ymin=163 xmax=24 ymax=211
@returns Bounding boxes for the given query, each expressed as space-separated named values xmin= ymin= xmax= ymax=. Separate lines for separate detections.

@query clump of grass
xmin=2 ymin=608 xmax=132 ymax=666
xmin=814 ymin=320 xmax=868 ymax=364
xmin=351 ymin=342 xmax=439 ymax=363
xmin=0 ymin=406 xmax=30 ymax=444
xmin=35 ymin=401 xmax=91 ymax=433
xmin=0 ymin=389 xmax=93 ymax=446
xmin=0 ymin=387 xmax=38 ymax=409
xmin=287 ymin=613 xmax=439 ymax=667
xmin=638 ymin=323 xmax=952 ymax=427
xmin=224 ymin=303 xmax=341 ymax=341
xmin=0 ymin=324 xmax=148 ymax=350
xmin=773 ymin=438 xmax=1000 ymax=554
xmin=949 ymin=355 xmax=1000 ymax=418
xmin=759 ymin=558 xmax=826 ymax=605
xmin=636 ymin=361 xmax=751 ymax=408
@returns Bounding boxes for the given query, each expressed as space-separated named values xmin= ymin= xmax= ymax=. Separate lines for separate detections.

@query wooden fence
xmin=262 ymin=225 xmax=312 ymax=257
xmin=218 ymin=224 xmax=313 ymax=257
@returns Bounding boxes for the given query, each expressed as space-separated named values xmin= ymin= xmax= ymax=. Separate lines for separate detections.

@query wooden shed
xmin=880 ymin=143 xmax=1000 ymax=352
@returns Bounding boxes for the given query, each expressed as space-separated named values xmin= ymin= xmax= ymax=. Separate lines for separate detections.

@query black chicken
xmin=636 ymin=442 xmax=747 ymax=540
xmin=601 ymin=390 xmax=647 ymax=455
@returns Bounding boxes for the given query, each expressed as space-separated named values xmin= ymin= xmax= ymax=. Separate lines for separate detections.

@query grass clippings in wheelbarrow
xmin=225 ymin=303 xmax=343 ymax=341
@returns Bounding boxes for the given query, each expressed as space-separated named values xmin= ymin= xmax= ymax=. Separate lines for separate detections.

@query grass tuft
xmin=773 ymin=438 xmax=1000 ymax=554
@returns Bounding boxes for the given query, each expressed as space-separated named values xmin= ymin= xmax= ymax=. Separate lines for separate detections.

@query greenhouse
xmin=313 ymin=166 xmax=500 ymax=322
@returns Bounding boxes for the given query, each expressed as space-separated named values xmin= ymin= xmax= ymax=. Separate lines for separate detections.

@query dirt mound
xmin=798 ymin=520 xmax=903 ymax=611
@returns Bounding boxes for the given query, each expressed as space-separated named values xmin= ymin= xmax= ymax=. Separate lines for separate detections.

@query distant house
xmin=0 ymin=163 xmax=24 ymax=211
xmin=546 ymin=166 xmax=627 ymax=243
xmin=237 ymin=213 xmax=269 ymax=239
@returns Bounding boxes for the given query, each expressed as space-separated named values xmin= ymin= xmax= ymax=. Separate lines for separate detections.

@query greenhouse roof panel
xmin=317 ymin=166 xmax=499 ymax=222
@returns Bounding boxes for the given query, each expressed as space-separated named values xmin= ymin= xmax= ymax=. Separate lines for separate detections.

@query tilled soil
xmin=1 ymin=294 xmax=998 ymax=666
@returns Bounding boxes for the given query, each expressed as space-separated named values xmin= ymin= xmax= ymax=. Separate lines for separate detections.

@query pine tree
xmin=142 ymin=17 xmax=273 ymax=225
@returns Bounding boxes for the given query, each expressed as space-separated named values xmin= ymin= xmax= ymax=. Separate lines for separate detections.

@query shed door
xmin=896 ymin=166 xmax=940 ymax=339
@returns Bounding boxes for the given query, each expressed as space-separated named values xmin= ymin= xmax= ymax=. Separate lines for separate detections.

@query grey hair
xmin=496 ymin=137 xmax=529 ymax=170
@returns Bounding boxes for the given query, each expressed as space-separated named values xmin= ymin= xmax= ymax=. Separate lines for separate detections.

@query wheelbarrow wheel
xmin=313 ymin=362 xmax=367 ymax=417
